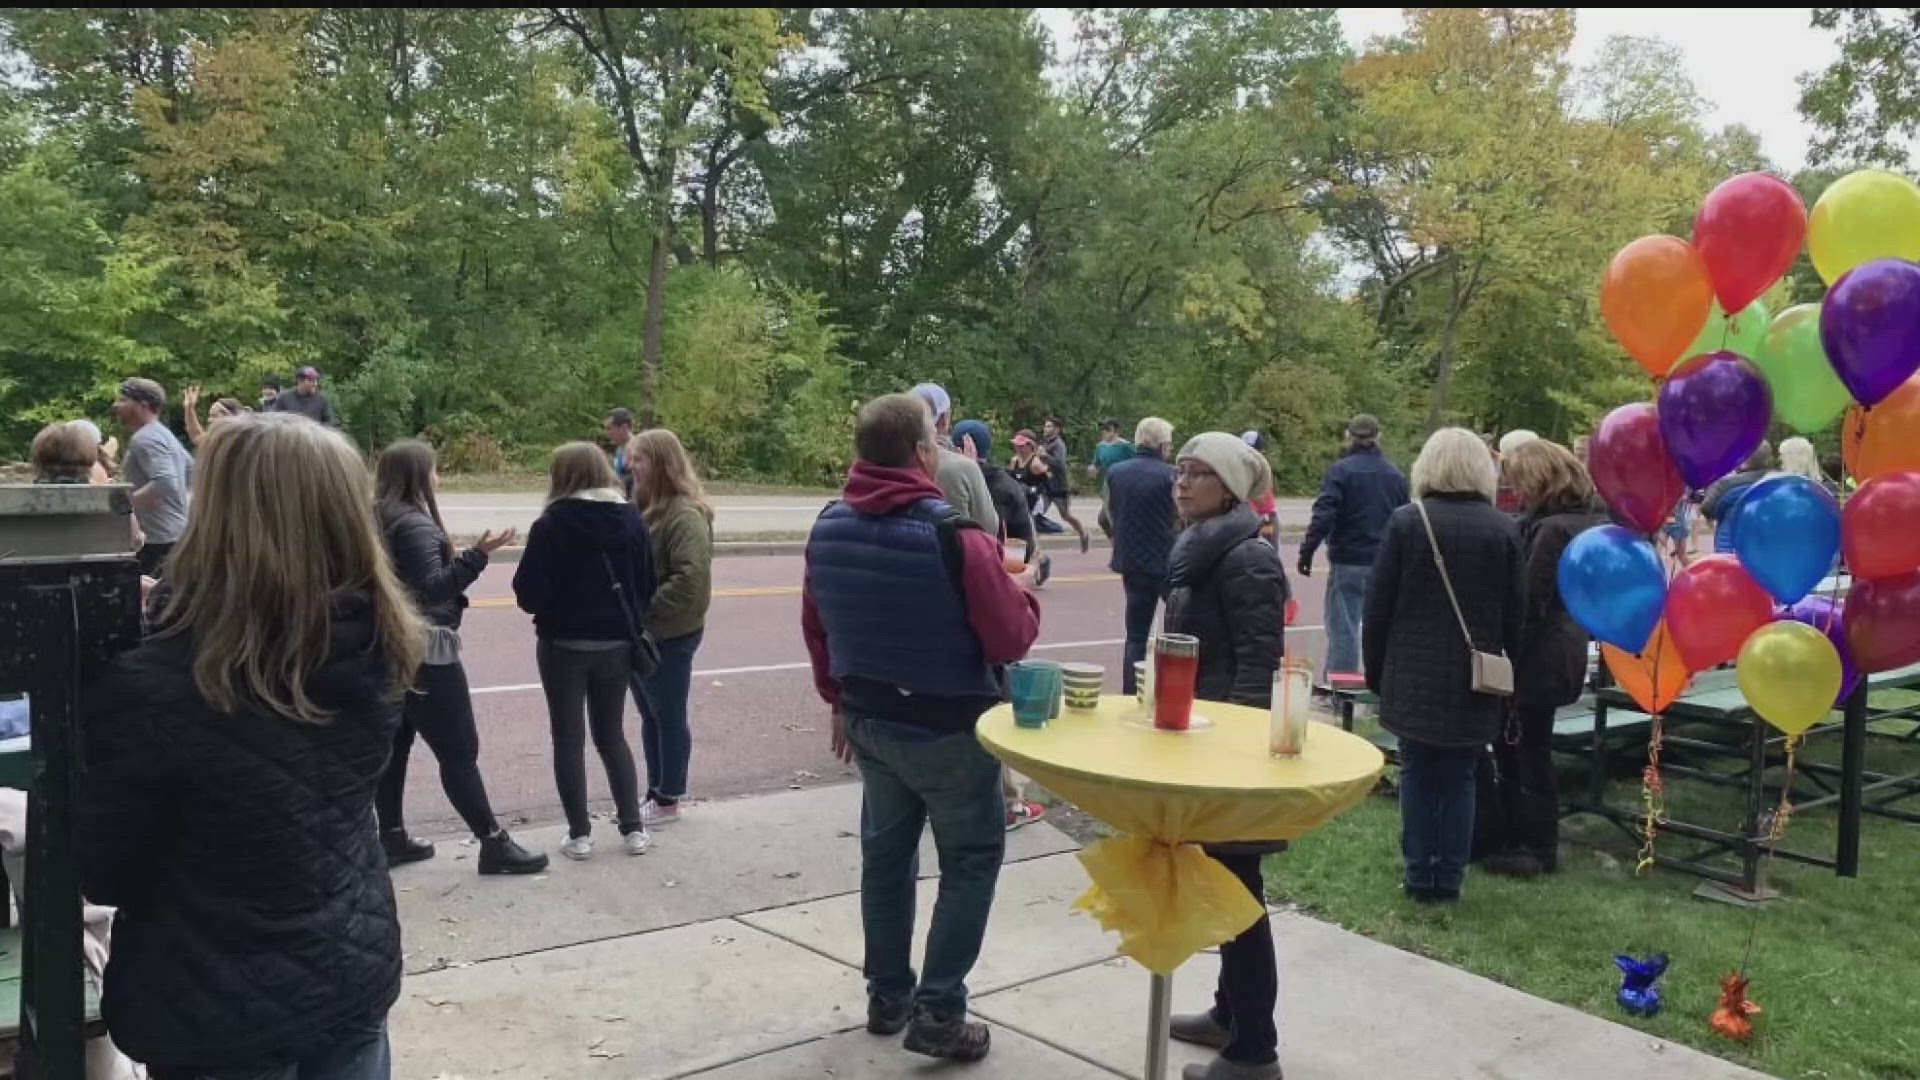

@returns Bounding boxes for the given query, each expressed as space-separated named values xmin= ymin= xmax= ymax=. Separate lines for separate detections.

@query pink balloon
xmin=1694 ymin=173 xmax=1808 ymax=313
xmin=1589 ymin=402 xmax=1686 ymax=535
xmin=1844 ymin=571 xmax=1920 ymax=674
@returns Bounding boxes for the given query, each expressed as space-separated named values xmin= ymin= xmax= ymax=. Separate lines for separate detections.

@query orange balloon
xmin=1602 ymin=235 xmax=1715 ymax=379
xmin=1601 ymin=620 xmax=1693 ymax=714
xmin=1843 ymin=372 xmax=1920 ymax=483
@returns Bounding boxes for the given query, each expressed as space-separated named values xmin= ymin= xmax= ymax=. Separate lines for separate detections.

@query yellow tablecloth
xmin=977 ymin=695 xmax=1383 ymax=974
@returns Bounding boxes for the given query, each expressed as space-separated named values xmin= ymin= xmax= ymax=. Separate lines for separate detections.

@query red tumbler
xmin=1153 ymin=633 xmax=1200 ymax=731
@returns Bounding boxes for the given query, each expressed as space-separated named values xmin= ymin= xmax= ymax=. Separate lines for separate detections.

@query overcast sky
xmin=1037 ymin=9 xmax=1838 ymax=173
xmin=1338 ymin=9 xmax=1836 ymax=172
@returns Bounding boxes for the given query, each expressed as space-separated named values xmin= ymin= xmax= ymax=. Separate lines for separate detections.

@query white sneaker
xmin=641 ymin=798 xmax=682 ymax=826
xmin=623 ymin=828 xmax=652 ymax=855
xmin=560 ymin=835 xmax=593 ymax=861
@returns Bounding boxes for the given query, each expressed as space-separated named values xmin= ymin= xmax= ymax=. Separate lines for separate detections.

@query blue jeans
xmin=150 ymin=1023 xmax=389 ymax=1080
xmin=1397 ymin=739 xmax=1480 ymax=893
xmin=632 ymin=629 xmax=704 ymax=800
xmin=845 ymin=716 xmax=1006 ymax=1020
xmin=1321 ymin=562 xmax=1370 ymax=683
xmin=1121 ymin=573 xmax=1163 ymax=695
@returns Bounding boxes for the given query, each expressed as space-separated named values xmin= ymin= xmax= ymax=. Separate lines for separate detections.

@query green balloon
xmin=1753 ymin=303 xmax=1853 ymax=433
xmin=1683 ymin=298 xmax=1769 ymax=362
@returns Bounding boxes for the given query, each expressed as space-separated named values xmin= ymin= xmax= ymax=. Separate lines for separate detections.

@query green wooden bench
xmin=1576 ymin=662 xmax=1920 ymax=894
xmin=0 ymin=928 xmax=103 ymax=1044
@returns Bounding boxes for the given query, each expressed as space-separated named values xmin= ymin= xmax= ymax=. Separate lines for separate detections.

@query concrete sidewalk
xmin=389 ymin=784 xmax=1771 ymax=1080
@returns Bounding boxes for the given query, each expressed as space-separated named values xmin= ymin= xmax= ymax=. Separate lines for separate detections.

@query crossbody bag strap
xmin=1412 ymin=499 xmax=1477 ymax=651
xmin=597 ymin=546 xmax=644 ymax=643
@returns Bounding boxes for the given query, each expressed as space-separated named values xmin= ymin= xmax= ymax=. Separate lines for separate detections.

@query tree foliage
xmin=0 ymin=8 xmax=1783 ymax=488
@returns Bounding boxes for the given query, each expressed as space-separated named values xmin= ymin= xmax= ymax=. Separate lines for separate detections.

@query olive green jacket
xmin=645 ymin=498 xmax=713 ymax=641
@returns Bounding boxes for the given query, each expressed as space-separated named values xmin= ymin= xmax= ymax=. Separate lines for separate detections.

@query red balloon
xmin=1843 ymin=471 xmax=1920 ymax=580
xmin=1844 ymin=571 xmax=1920 ymax=673
xmin=1666 ymin=555 xmax=1776 ymax=670
xmin=1589 ymin=402 xmax=1686 ymax=535
xmin=1694 ymin=172 xmax=1808 ymax=313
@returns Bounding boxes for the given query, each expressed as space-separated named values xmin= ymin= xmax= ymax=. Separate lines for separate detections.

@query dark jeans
xmin=1121 ymin=573 xmax=1163 ymax=696
xmin=1397 ymin=738 xmax=1480 ymax=893
xmin=537 ymin=640 xmax=642 ymax=837
xmin=375 ymin=661 xmax=499 ymax=839
xmin=136 ymin=540 xmax=176 ymax=578
xmin=1477 ymin=705 xmax=1560 ymax=866
xmin=1207 ymin=850 xmax=1279 ymax=1066
xmin=149 ymin=1022 xmax=389 ymax=1080
xmin=846 ymin=715 xmax=1005 ymax=1020
xmin=632 ymin=629 xmax=703 ymax=801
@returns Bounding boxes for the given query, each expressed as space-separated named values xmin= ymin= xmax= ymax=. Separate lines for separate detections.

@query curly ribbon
xmin=1637 ymin=712 xmax=1667 ymax=874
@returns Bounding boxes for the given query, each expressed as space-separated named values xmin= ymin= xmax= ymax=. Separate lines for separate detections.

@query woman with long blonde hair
xmin=627 ymin=428 xmax=715 ymax=824
xmin=514 ymin=442 xmax=658 ymax=859
xmin=78 ymin=413 xmax=425 ymax=1078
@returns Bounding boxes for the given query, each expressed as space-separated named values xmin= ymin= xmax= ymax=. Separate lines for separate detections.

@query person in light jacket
xmin=627 ymin=428 xmax=715 ymax=826
xmin=1364 ymin=427 xmax=1524 ymax=904
xmin=1162 ymin=433 xmax=1290 ymax=1080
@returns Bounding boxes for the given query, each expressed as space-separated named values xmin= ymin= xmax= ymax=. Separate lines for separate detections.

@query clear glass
xmin=1270 ymin=658 xmax=1315 ymax=758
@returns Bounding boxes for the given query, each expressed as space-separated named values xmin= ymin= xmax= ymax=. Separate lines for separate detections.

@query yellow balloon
xmin=1736 ymin=622 xmax=1842 ymax=737
xmin=1807 ymin=169 xmax=1920 ymax=285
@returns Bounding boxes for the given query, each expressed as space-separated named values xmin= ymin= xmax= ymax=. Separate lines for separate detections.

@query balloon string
xmin=1737 ymin=733 xmax=1799 ymax=977
xmin=1636 ymin=624 xmax=1669 ymax=875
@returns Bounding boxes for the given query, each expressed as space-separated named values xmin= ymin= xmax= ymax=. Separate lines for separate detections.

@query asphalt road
xmin=437 ymin=492 xmax=1318 ymax=541
xmin=393 ymin=547 xmax=1335 ymax=835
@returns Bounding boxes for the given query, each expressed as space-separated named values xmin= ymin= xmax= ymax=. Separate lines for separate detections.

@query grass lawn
xmin=1271 ymin=709 xmax=1920 ymax=1080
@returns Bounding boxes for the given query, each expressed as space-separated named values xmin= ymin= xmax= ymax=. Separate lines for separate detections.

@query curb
xmin=479 ymin=526 xmax=1305 ymax=565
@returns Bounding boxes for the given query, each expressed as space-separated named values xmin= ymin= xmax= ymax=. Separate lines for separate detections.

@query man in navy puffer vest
xmin=802 ymin=392 xmax=1041 ymax=1063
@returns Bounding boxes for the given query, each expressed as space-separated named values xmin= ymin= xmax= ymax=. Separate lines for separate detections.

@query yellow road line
xmin=468 ymin=572 xmax=1118 ymax=608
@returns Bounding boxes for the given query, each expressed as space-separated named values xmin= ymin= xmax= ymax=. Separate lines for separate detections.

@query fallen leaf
xmin=781 ymin=723 xmax=816 ymax=733
xmin=793 ymin=770 xmax=820 ymax=780
xmin=425 ymin=996 xmax=450 ymax=1007
xmin=711 ymin=935 xmax=735 ymax=946
xmin=587 ymin=1050 xmax=625 ymax=1060
xmin=439 ymin=915 xmax=460 ymax=924
xmin=836 ymin=830 xmax=856 ymax=838
xmin=588 ymin=1037 xmax=606 ymax=1050
xmin=598 ymin=1014 xmax=627 ymax=1023
xmin=774 ymin=871 xmax=801 ymax=880
xmin=664 ymin=880 xmax=679 ymax=888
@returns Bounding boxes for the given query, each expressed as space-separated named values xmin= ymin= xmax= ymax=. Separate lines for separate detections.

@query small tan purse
xmin=1413 ymin=500 xmax=1514 ymax=697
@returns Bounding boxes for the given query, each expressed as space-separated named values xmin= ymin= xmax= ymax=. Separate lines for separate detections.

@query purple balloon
xmin=1656 ymin=351 xmax=1773 ymax=490
xmin=1820 ymin=259 xmax=1920 ymax=406
xmin=1784 ymin=594 xmax=1861 ymax=705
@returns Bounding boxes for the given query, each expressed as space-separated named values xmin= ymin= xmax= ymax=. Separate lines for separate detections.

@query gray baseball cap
xmin=1347 ymin=413 xmax=1380 ymax=440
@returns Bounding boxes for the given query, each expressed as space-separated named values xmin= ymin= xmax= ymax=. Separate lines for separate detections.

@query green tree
xmin=1802 ymin=8 xmax=1920 ymax=168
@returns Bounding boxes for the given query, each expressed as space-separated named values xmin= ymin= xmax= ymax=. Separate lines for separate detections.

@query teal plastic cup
xmin=1009 ymin=662 xmax=1053 ymax=728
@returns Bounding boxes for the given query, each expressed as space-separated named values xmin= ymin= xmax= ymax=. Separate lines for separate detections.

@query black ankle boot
xmin=478 ymin=831 xmax=550 ymax=875
xmin=381 ymin=828 xmax=435 ymax=868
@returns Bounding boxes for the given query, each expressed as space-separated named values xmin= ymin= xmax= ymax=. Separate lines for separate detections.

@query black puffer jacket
xmin=1515 ymin=499 xmax=1606 ymax=707
xmin=1364 ymin=494 xmax=1525 ymax=748
xmin=380 ymin=501 xmax=486 ymax=628
xmin=1164 ymin=504 xmax=1290 ymax=709
xmin=78 ymin=594 xmax=405 ymax=1069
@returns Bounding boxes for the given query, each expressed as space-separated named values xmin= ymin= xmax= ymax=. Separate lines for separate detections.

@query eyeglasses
xmin=1175 ymin=464 xmax=1220 ymax=484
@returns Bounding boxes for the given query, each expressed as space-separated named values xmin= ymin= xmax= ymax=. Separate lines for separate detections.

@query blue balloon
xmin=1559 ymin=525 xmax=1667 ymax=653
xmin=1731 ymin=476 xmax=1842 ymax=604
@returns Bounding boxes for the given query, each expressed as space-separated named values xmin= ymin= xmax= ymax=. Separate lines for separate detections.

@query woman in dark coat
xmin=1161 ymin=432 xmax=1290 ymax=1080
xmin=514 ymin=442 xmax=658 ymax=861
xmin=1364 ymin=427 xmax=1524 ymax=904
xmin=373 ymin=439 xmax=547 ymax=874
xmin=1480 ymin=440 xmax=1605 ymax=877
xmin=79 ymin=414 xmax=427 ymax=1078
